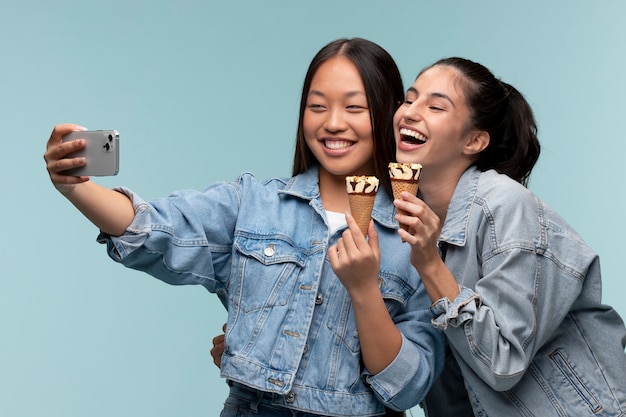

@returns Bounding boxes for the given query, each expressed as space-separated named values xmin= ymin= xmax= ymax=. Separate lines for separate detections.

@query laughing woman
xmin=393 ymin=57 xmax=626 ymax=416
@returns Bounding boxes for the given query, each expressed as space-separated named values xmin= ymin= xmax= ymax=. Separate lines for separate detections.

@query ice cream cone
xmin=388 ymin=163 xmax=422 ymax=232
xmin=345 ymin=176 xmax=379 ymax=236
xmin=348 ymin=193 xmax=376 ymax=235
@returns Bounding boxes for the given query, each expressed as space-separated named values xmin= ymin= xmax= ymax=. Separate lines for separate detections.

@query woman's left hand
xmin=328 ymin=213 xmax=381 ymax=295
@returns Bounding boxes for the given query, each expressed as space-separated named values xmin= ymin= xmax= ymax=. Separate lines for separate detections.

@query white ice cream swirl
xmin=388 ymin=162 xmax=422 ymax=180
xmin=345 ymin=176 xmax=379 ymax=194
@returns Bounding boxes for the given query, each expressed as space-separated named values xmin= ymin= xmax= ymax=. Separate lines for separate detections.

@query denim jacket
xmin=98 ymin=166 xmax=444 ymax=416
xmin=429 ymin=166 xmax=626 ymax=417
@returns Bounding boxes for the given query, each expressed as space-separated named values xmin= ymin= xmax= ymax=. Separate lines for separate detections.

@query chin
xmin=395 ymin=151 xmax=419 ymax=164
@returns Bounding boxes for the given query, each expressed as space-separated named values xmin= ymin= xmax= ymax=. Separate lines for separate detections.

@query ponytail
xmin=426 ymin=58 xmax=541 ymax=186
xmin=475 ymin=82 xmax=540 ymax=186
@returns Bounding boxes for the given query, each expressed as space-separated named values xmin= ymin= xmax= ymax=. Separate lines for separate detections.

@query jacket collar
xmin=279 ymin=164 xmax=397 ymax=230
xmin=439 ymin=166 xmax=481 ymax=247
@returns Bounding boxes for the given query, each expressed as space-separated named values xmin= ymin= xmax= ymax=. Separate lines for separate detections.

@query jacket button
xmin=286 ymin=392 xmax=296 ymax=403
xmin=315 ymin=293 xmax=323 ymax=305
xmin=264 ymin=245 xmax=275 ymax=257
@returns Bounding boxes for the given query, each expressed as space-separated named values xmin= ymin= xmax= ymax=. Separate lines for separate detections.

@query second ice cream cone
xmin=388 ymin=163 xmax=422 ymax=232
xmin=390 ymin=180 xmax=419 ymax=231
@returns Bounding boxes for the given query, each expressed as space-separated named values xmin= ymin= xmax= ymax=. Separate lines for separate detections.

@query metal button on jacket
xmin=263 ymin=245 xmax=275 ymax=257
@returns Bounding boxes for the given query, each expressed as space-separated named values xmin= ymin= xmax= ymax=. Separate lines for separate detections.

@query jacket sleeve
xmin=97 ymin=181 xmax=242 ymax=305
xmin=431 ymin=208 xmax=597 ymax=391
xmin=365 ymin=284 xmax=446 ymax=410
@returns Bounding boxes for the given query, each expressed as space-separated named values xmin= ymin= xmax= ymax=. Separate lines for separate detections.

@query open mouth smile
xmin=399 ymin=128 xmax=427 ymax=145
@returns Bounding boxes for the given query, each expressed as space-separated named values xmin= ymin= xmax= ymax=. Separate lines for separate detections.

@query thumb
xmin=367 ymin=220 xmax=380 ymax=259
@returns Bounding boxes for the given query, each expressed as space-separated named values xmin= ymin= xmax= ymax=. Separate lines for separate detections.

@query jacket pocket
xmin=325 ymin=271 xmax=411 ymax=354
xmin=549 ymin=348 xmax=602 ymax=413
xmin=378 ymin=272 xmax=412 ymax=316
xmin=232 ymin=234 xmax=306 ymax=313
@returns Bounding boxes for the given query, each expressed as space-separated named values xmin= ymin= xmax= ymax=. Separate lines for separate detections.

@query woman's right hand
xmin=44 ymin=123 xmax=135 ymax=236
xmin=44 ymin=123 xmax=90 ymax=194
xmin=394 ymin=191 xmax=460 ymax=302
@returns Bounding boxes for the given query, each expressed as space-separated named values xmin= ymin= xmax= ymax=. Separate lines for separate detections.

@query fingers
xmin=45 ymin=123 xmax=87 ymax=150
xmin=393 ymin=192 xmax=426 ymax=227
xmin=393 ymin=193 xmax=442 ymax=249
xmin=210 ymin=323 xmax=227 ymax=369
xmin=327 ymin=240 xmax=344 ymax=268
xmin=44 ymin=124 xmax=91 ymax=189
xmin=210 ymin=336 xmax=224 ymax=368
xmin=44 ymin=125 xmax=86 ymax=163
xmin=341 ymin=212 xmax=361 ymax=251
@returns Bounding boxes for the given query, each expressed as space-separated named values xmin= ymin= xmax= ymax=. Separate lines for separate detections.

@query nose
xmin=402 ymin=101 xmax=422 ymax=123
xmin=324 ymin=108 xmax=348 ymax=132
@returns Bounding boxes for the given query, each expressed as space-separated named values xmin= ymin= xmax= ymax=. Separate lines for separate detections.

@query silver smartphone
xmin=61 ymin=130 xmax=119 ymax=176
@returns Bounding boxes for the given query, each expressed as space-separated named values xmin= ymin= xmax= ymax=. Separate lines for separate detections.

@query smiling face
xmin=303 ymin=56 xmax=375 ymax=179
xmin=394 ymin=65 xmax=487 ymax=183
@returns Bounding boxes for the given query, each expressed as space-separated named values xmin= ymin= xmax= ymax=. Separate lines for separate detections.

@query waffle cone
xmin=348 ymin=193 xmax=376 ymax=236
xmin=391 ymin=179 xmax=419 ymax=231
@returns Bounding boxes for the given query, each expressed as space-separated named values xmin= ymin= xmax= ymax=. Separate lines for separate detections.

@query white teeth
xmin=325 ymin=140 xmax=353 ymax=149
xmin=400 ymin=128 xmax=426 ymax=142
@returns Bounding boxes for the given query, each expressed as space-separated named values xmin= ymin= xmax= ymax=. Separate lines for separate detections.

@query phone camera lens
xmin=108 ymin=134 xmax=113 ymax=141
xmin=103 ymin=143 xmax=111 ymax=151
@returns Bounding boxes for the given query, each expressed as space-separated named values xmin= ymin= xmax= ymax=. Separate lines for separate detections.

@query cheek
xmin=354 ymin=114 xmax=373 ymax=139
xmin=302 ymin=112 xmax=315 ymax=137
xmin=392 ymin=110 xmax=403 ymax=133
xmin=393 ymin=107 xmax=403 ymax=124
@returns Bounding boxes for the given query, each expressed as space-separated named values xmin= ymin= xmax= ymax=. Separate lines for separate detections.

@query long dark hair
xmin=421 ymin=57 xmax=540 ymax=186
xmin=292 ymin=38 xmax=404 ymax=197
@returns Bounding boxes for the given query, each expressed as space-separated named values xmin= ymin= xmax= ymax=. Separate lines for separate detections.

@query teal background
xmin=2 ymin=1 xmax=625 ymax=416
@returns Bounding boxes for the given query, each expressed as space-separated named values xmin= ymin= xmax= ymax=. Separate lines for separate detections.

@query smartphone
xmin=61 ymin=130 xmax=119 ymax=176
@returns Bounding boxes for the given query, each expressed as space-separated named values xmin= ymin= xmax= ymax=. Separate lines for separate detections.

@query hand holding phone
xmin=61 ymin=130 xmax=119 ymax=176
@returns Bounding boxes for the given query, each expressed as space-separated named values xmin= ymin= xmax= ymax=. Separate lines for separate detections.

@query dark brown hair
xmin=292 ymin=38 xmax=404 ymax=197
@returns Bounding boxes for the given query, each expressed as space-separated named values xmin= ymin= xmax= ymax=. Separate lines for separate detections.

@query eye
xmin=403 ymin=90 xmax=417 ymax=106
xmin=307 ymin=104 xmax=326 ymax=112
xmin=346 ymin=105 xmax=367 ymax=112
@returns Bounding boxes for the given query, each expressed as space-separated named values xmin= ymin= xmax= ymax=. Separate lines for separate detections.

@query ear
xmin=464 ymin=130 xmax=490 ymax=156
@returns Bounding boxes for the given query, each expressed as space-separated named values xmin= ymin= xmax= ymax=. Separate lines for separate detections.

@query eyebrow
xmin=308 ymin=89 xmax=366 ymax=98
xmin=407 ymin=86 xmax=456 ymax=108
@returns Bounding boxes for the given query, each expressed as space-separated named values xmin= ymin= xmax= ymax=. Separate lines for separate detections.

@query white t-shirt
xmin=326 ymin=210 xmax=347 ymax=235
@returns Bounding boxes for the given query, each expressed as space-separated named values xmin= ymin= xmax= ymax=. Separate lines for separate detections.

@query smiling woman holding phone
xmin=43 ymin=38 xmax=444 ymax=416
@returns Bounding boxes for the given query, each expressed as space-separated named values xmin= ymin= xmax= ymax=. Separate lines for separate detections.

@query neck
xmin=318 ymin=167 xmax=350 ymax=213
xmin=419 ymin=167 xmax=467 ymax=224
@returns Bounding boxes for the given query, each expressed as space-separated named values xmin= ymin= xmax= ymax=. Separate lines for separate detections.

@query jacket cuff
xmin=363 ymin=334 xmax=420 ymax=404
xmin=96 ymin=187 xmax=152 ymax=260
xmin=431 ymin=287 xmax=481 ymax=330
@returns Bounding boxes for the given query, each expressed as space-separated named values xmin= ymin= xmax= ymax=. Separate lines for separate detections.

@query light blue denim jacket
xmin=429 ymin=166 xmax=626 ymax=417
xmin=98 ymin=166 xmax=444 ymax=416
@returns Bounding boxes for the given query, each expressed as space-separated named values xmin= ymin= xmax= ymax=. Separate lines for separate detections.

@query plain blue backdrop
xmin=2 ymin=1 xmax=625 ymax=416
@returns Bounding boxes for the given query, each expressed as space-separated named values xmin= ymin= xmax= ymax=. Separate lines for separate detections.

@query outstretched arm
xmin=44 ymin=124 xmax=135 ymax=236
